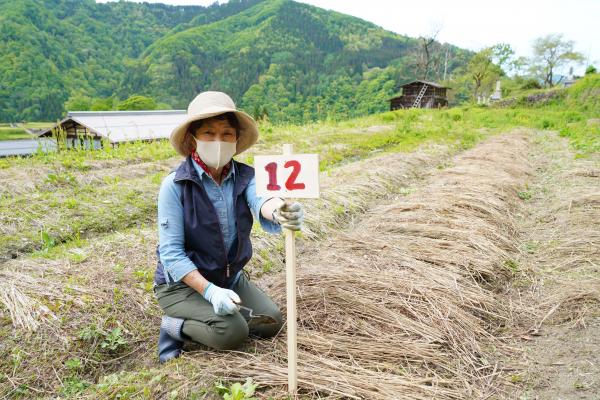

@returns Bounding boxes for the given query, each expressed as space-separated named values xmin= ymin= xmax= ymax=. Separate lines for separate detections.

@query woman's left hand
xmin=273 ymin=201 xmax=304 ymax=231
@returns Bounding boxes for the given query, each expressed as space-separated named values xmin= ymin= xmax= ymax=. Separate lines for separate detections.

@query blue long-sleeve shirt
xmin=157 ymin=159 xmax=281 ymax=288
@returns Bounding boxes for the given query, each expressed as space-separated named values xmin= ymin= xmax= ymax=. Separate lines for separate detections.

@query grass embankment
xmin=493 ymin=73 xmax=600 ymax=156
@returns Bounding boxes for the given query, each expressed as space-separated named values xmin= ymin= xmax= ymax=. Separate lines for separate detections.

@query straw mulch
xmin=249 ymin=144 xmax=452 ymax=274
xmin=181 ymin=133 xmax=532 ymax=399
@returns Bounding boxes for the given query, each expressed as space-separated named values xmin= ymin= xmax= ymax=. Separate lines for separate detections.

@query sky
xmin=98 ymin=0 xmax=600 ymax=74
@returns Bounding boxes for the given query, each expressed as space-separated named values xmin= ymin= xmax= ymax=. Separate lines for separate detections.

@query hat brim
xmin=170 ymin=107 xmax=258 ymax=157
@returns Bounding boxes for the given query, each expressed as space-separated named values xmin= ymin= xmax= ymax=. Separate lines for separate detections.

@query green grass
xmin=0 ymin=126 xmax=32 ymax=140
xmin=0 ymin=122 xmax=52 ymax=140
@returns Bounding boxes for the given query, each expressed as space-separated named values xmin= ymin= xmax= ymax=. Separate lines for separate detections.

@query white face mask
xmin=195 ymin=139 xmax=237 ymax=169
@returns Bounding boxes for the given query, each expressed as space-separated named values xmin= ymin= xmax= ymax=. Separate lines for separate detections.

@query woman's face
xmin=193 ymin=119 xmax=237 ymax=143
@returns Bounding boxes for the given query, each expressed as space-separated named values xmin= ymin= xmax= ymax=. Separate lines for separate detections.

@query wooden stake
xmin=283 ymin=143 xmax=297 ymax=395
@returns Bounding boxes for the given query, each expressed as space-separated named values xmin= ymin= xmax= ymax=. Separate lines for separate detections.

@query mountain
xmin=0 ymin=0 xmax=471 ymax=123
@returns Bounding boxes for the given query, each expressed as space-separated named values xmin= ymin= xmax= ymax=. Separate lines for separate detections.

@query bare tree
xmin=414 ymin=24 xmax=442 ymax=81
xmin=530 ymin=34 xmax=584 ymax=86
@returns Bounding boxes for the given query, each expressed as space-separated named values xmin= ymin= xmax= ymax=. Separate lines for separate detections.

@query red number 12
xmin=264 ymin=160 xmax=306 ymax=191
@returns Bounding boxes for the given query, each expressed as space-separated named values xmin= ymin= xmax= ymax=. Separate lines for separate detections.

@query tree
xmin=116 ymin=95 xmax=157 ymax=111
xmin=65 ymin=94 xmax=92 ymax=111
xmin=490 ymin=43 xmax=514 ymax=70
xmin=530 ymin=34 xmax=584 ymax=87
xmin=466 ymin=47 xmax=502 ymax=101
xmin=90 ymin=97 xmax=116 ymax=111
xmin=413 ymin=25 xmax=442 ymax=80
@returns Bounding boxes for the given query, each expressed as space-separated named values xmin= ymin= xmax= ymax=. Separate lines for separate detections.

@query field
xmin=0 ymin=122 xmax=52 ymax=141
xmin=0 ymin=75 xmax=598 ymax=399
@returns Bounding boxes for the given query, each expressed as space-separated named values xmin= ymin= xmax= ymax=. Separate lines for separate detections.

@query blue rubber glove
xmin=203 ymin=283 xmax=241 ymax=316
xmin=273 ymin=201 xmax=304 ymax=231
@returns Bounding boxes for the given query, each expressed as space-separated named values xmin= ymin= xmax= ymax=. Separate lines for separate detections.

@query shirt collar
xmin=191 ymin=156 xmax=236 ymax=182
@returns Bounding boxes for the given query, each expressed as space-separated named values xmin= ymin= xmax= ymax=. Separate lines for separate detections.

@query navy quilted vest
xmin=154 ymin=156 xmax=254 ymax=288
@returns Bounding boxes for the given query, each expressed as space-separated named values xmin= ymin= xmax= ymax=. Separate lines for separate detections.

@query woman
xmin=153 ymin=91 xmax=304 ymax=363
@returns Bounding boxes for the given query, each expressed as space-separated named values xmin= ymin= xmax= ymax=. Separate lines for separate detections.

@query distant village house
xmin=389 ymin=80 xmax=449 ymax=110
xmin=38 ymin=110 xmax=187 ymax=149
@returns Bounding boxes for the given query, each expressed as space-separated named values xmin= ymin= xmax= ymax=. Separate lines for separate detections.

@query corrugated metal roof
xmin=39 ymin=110 xmax=187 ymax=143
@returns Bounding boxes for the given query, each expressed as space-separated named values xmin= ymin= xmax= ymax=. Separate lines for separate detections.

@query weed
xmin=262 ymin=258 xmax=274 ymax=274
xmin=215 ymin=378 xmax=258 ymax=400
xmin=398 ymin=187 xmax=415 ymax=196
xmin=133 ymin=268 xmax=154 ymax=292
xmin=78 ymin=324 xmax=128 ymax=353
xmin=61 ymin=376 xmax=91 ymax=396
xmin=11 ymin=348 xmax=24 ymax=372
xmin=509 ymin=374 xmax=524 ymax=384
xmin=517 ymin=191 xmax=532 ymax=201
xmin=522 ymin=241 xmax=538 ymax=254
xmin=101 ymin=327 xmax=127 ymax=352
xmin=504 ymin=259 xmax=520 ymax=274
xmin=40 ymin=231 xmax=57 ymax=250
xmin=44 ymin=172 xmax=77 ymax=187
xmin=112 ymin=263 xmax=125 ymax=273
xmin=65 ymin=357 xmax=82 ymax=370
xmin=78 ymin=324 xmax=104 ymax=342
xmin=113 ymin=287 xmax=124 ymax=303
xmin=573 ymin=379 xmax=586 ymax=390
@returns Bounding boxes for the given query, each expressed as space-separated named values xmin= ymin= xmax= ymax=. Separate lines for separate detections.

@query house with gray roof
xmin=38 ymin=110 xmax=187 ymax=149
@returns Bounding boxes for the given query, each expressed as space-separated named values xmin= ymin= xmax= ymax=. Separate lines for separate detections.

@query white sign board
xmin=254 ymin=154 xmax=320 ymax=198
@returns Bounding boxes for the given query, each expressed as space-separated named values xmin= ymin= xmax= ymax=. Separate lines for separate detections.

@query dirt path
xmin=509 ymin=131 xmax=600 ymax=399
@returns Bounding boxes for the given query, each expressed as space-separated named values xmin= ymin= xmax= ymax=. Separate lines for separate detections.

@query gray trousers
xmin=154 ymin=272 xmax=283 ymax=350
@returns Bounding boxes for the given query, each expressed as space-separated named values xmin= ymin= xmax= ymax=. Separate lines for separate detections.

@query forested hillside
xmin=0 ymin=0 xmax=470 ymax=123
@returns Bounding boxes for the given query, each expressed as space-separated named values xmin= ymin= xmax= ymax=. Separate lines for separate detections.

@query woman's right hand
xmin=202 ymin=282 xmax=241 ymax=315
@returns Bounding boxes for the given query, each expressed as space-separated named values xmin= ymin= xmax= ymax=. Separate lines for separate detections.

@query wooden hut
xmin=389 ymin=80 xmax=449 ymax=110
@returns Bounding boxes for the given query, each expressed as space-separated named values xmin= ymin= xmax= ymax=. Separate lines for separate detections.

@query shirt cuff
xmin=257 ymin=197 xmax=282 ymax=234
xmin=164 ymin=257 xmax=198 ymax=283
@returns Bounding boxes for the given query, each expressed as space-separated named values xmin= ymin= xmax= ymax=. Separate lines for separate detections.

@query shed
xmin=389 ymin=80 xmax=449 ymax=110
xmin=38 ymin=110 xmax=187 ymax=149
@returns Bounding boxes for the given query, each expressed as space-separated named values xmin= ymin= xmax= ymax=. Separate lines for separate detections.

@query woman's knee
xmin=209 ymin=314 xmax=249 ymax=350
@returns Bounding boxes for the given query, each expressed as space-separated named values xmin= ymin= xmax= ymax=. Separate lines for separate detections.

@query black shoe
xmin=158 ymin=315 xmax=184 ymax=363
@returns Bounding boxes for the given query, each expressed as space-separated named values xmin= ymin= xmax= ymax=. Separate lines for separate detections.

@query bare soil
xmin=508 ymin=131 xmax=600 ymax=399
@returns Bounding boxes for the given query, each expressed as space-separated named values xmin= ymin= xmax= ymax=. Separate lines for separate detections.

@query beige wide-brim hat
xmin=170 ymin=91 xmax=259 ymax=157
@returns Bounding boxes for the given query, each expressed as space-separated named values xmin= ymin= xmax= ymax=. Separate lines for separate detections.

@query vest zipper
xmin=184 ymin=159 xmax=246 ymax=285
xmin=215 ymin=191 xmax=230 ymax=282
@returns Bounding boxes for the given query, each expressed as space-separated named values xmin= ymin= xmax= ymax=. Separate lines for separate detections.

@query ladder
xmin=412 ymin=84 xmax=429 ymax=108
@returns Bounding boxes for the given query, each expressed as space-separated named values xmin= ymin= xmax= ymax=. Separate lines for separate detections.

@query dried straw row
xmin=182 ymin=133 xmax=532 ymax=399
xmin=249 ymin=145 xmax=451 ymax=272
